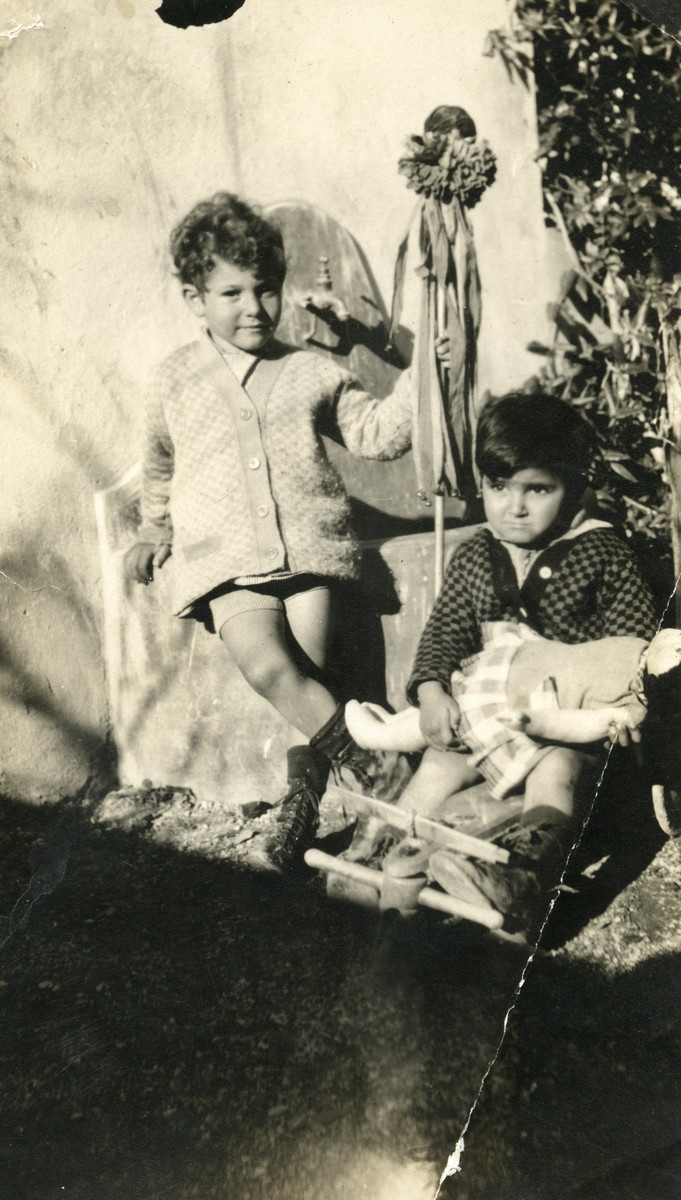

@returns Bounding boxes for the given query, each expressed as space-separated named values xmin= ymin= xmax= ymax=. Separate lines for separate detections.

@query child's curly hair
xmin=170 ymin=193 xmax=286 ymax=292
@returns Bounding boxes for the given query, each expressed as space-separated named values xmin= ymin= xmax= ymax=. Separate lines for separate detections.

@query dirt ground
xmin=2 ymin=756 xmax=681 ymax=1200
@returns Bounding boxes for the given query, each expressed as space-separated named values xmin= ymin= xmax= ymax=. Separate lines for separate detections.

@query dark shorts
xmin=206 ymin=574 xmax=331 ymax=636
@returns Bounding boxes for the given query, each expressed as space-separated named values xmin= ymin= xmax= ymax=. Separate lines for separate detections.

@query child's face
xmin=184 ymin=257 xmax=282 ymax=353
xmin=481 ymin=468 xmax=568 ymax=546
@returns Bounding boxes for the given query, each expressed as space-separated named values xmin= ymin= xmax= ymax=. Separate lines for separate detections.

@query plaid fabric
xmin=452 ymin=622 xmax=552 ymax=799
xmin=408 ymin=526 xmax=658 ymax=703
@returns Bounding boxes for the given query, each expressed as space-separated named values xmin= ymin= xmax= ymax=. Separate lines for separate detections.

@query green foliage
xmin=487 ymin=0 xmax=681 ymax=546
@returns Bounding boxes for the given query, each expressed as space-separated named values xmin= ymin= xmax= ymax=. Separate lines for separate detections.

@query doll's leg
xmin=345 ymin=700 xmax=425 ymax=752
xmin=396 ymin=746 xmax=482 ymax=816
xmin=219 ymin=607 xmax=337 ymax=737
xmin=506 ymin=704 xmax=645 ymax=745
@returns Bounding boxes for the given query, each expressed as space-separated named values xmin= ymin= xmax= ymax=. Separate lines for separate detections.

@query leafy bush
xmin=486 ymin=0 xmax=681 ymax=561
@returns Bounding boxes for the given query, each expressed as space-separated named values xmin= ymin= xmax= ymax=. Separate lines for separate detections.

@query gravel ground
xmin=2 ymin=761 xmax=681 ymax=1200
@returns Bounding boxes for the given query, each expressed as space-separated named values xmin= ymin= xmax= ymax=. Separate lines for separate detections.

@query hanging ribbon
xmin=390 ymin=130 xmax=493 ymax=503
xmin=392 ymin=195 xmax=481 ymax=501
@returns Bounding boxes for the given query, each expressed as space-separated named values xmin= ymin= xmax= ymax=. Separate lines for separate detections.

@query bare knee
xmin=525 ymin=747 xmax=597 ymax=818
xmin=540 ymin=747 xmax=594 ymax=788
xmin=420 ymin=745 xmax=477 ymax=778
xmin=237 ymin=649 xmax=299 ymax=701
xmin=397 ymin=747 xmax=481 ymax=814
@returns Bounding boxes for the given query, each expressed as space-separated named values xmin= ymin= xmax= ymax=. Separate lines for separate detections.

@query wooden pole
xmin=659 ymin=292 xmax=681 ymax=626
xmin=433 ymin=490 xmax=445 ymax=596
xmin=434 ymin=283 xmax=448 ymax=599
xmin=304 ymin=848 xmax=505 ymax=929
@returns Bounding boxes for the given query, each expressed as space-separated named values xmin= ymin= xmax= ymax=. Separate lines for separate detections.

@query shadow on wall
xmin=0 ymin=545 xmax=117 ymax=799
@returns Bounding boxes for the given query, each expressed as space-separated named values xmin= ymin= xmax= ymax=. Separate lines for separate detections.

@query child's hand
xmin=605 ymin=701 xmax=647 ymax=748
xmin=435 ymin=335 xmax=450 ymax=367
xmin=500 ymin=708 xmax=531 ymax=732
xmin=299 ymin=292 xmax=350 ymax=323
xmin=124 ymin=542 xmax=171 ymax=586
xmin=417 ymin=681 xmax=461 ymax=751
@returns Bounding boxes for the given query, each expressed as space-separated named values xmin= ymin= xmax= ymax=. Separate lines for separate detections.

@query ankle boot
xmin=429 ymin=818 xmax=576 ymax=940
xmin=259 ymin=745 xmax=330 ymax=872
xmin=310 ymin=703 xmax=356 ymax=760
xmin=310 ymin=703 xmax=409 ymax=798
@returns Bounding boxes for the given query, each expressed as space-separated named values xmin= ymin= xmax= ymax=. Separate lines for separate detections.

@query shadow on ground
xmin=445 ymin=947 xmax=681 ymax=1200
xmin=544 ymin=750 xmax=668 ymax=951
xmin=1 ymin=783 xmax=680 ymax=1200
xmin=0 ymin=795 xmax=528 ymax=1200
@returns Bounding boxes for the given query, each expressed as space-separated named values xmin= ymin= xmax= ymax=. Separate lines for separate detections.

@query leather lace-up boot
xmin=429 ymin=819 xmax=576 ymax=938
xmin=258 ymin=745 xmax=330 ymax=872
xmin=311 ymin=703 xmax=409 ymax=798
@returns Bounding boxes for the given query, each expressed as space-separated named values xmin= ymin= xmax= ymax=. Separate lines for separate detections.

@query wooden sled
xmin=307 ymin=781 xmax=526 ymax=934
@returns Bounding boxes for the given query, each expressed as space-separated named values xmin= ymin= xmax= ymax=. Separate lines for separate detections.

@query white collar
xmin=488 ymin=513 xmax=612 ymax=586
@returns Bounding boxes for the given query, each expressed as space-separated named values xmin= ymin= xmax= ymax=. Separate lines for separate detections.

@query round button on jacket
xmin=538 ymin=565 xmax=552 ymax=580
xmin=266 ymin=548 xmax=277 ymax=559
xmin=240 ymin=408 xmax=253 ymax=421
xmin=256 ymin=504 xmax=269 ymax=517
xmin=247 ymin=456 xmax=261 ymax=470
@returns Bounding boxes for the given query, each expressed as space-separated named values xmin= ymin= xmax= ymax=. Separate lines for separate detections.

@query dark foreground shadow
xmin=543 ymin=749 xmax=668 ymax=951
xmin=443 ymin=946 xmax=681 ymax=1200
xmin=2 ymin=789 xmax=680 ymax=1199
xmin=0 ymin=794 xmax=531 ymax=1200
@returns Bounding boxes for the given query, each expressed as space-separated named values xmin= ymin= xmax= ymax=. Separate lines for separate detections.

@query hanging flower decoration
xmin=391 ymin=120 xmax=497 ymax=504
xmin=398 ymin=132 xmax=497 ymax=209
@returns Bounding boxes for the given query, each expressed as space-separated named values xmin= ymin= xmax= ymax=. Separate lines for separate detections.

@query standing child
xmin=125 ymin=193 xmax=416 ymax=871
xmin=398 ymin=392 xmax=657 ymax=932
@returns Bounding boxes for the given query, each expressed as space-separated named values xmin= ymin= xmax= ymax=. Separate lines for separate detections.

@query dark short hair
xmin=642 ymin=662 xmax=681 ymax=787
xmin=475 ymin=392 xmax=594 ymax=494
xmin=644 ymin=659 xmax=681 ymax=718
xmin=170 ymin=192 xmax=286 ymax=291
xmin=424 ymin=105 xmax=476 ymax=139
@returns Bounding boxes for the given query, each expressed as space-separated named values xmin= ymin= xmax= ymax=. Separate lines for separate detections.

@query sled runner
xmin=309 ymin=780 xmax=526 ymax=935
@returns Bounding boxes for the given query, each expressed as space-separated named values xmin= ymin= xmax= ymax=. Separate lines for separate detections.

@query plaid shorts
xmin=452 ymin=622 xmax=552 ymax=800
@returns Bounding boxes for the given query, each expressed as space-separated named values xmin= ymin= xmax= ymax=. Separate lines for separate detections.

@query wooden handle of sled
xmin=327 ymin=791 xmax=511 ymax=866
xmin=305 ymin=850 xmax=382 ymax=891
xmin=416 ymin=886 xmax=503 ymax=928
xmin=304 ymin=849 xmax=504 ymax=930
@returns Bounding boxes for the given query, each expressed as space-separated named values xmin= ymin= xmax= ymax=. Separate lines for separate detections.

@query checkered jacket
xmin=139 ymin=334 xmax=412 ymax=614
xmin=407 ymin=526 xmax=658 ymax=703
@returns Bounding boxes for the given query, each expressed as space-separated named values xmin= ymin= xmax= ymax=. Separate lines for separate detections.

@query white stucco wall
xmin=0 ymin=0 xmax=558 ymax=801
xmin=224 ymin=0 xmax=552 ymax=395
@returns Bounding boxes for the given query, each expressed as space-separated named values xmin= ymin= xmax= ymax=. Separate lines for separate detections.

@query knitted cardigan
xmin=139 ymin=334 xmax=413 ymax=614
xmin=407 ymin=525 xmax=658 ymax=703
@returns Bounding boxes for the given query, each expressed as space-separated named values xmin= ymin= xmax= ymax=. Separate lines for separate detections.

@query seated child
xmin=348 ymin=625 xmax=681 ymax=923
xmin=346 ymin=621 xmax=651 ymax=770
xmin=125 ymin=192 xmax=420 ymax=872
xmin=355 ymin=392 xmax=658 ymax=933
